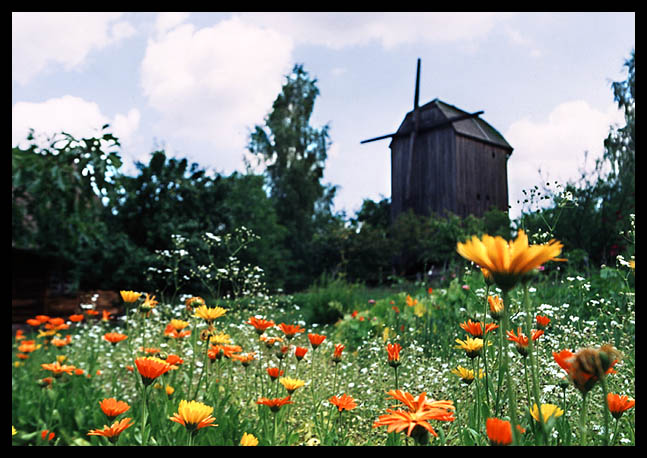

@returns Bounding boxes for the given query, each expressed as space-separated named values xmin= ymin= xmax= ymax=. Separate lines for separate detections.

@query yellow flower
xmin=530 ymin=403 xmax=564 ymax=423
xmin=457 ymin=230 xmax=564 ymax=290
xmin=413 ymin=302 xmax=426 ymax=318
xmin=120 ymin=290 xmax=141 ymax=303
xmin=209 ymin=331 xmax=232 ymax=345
xmin=169 ymin=400 xmax=217 ymax=432
xmin=240 ymin=432 xmax=259 ymax=446
xmin=194 ymin=305 xmax=227 ymax=323
xmin=279 ymin=377 xmax=306 ymax=394
xmin=12 ymin=426 xmax=17 ymax=436
xmin=169 ymin=319 xmax=190 ymax=331
xmin=450 ymin=366 xmax=484 ymax=385
xmin=455 ymin=337 xmax=487 ymax=359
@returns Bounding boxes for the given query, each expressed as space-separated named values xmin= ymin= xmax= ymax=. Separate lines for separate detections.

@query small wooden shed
xmin=362 ymin=59 xmax=513 ymax=223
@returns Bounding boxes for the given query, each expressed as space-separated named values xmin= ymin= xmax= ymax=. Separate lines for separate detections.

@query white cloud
xmin=154 ymin=12 xmax=190 ymax=36
xmin=239 ymin=12 xmax=518 ymax=49
xmin=12 ymin=95 xmax=140 ymax=150
xmin=505 ymin=100 xmax=624 ymax=218
xmin=12 ymin=12 xmax=135 ymax=85
xmin=140 ymin=16 xmax=294 ymax=173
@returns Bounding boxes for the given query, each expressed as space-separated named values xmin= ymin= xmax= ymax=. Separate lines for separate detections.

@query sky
xmin=12 ymin=12 xmax=635 ymax=221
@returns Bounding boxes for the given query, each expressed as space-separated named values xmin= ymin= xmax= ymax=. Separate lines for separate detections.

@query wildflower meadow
xmin=12 ymin=222 xmax=635 ymax=446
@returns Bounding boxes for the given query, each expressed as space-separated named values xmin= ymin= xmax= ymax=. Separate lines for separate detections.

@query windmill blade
xmin=405 ymin=59 xmax=421 ymax=201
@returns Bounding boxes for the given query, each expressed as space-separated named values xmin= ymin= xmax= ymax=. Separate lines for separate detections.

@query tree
xmin=12 ymin=127 xmax=125 ymax=289
xmin=247 ymin=63 xmax=337 ymax=290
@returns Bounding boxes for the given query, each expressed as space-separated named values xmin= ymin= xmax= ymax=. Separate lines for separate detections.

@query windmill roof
xmin=397 ymin=98 xmax=513 ymax=153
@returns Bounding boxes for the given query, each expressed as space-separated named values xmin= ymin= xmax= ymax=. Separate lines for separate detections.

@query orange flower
xmin=506 ymin=327 xmax=543 ymax=357
xmin=41 ymin=429 xmax=55 ymax=441
xmin=35 ymin=315 xmax=51 ymax=324
xmin=86 ymin=309 xmax=100 ymax=316
xmin=68 ymin=314 xmax=84 ymax=322
xmin=277 ymin=323 xmax=305 ymax=339
xmin=208 ymin=344 xmax=242 ymax=360
xmin=308 ymin=333 xmax=326 ymax=349
xmin=26 ymin=318 xmax=42 ymax=327
xmin=536 ymin=315 xmax=550 ymax=330
xmin=266 ymin=367 xmax=284 ymax=380
xmin=486 ymin=417 xmax=512 ymax=446
xmin=329 ymin=393 xmax=357 ymax=412
xmin=256 ymin=396 xmax=292 ymax=413
xmin=260 ymin=335 xmax=283 ymax=348
xmin=373 ymin=391 xmax=455 ymax=444
xmin=88 ymin=418 xmax=134 ymax=443
xmin=607 ymin=393 xmax=635 ymax=420
xmin=165 ymin=354 xmax=184 ymax=368
xmin=247 ymin=316 xmax=275 ymax=335
xmin=104 ymin=332 xmax=128 ymax=345
xmin=120 ymin=290 xmax=141 ymax=303
xmin=488 ymin=295 xmax=504 ymax=320
xmin=294 ymin=346 xmax=308 ymax=361
xmin=41 ymin=361 xmax=76 ymax=377
xmin=134 ymin=357 xmax=172 ymax=386
xmin=99 ymin=398 xmax=131 ymax=420
xmin=51 ymin=336 xmax=71 ymax=348
xmin=45 ymin=317 xmax=68 ymax=331
xmin=18 ymin=340 xmax=40 ymax=353
xmin=101 ymin=310 xmax=112 ymax=322
xmin=405 ymin=295 xmax=418 ymax=307
xmin=169 ymin=400 xmax=217 ymax=432
xmin=14 ymin=329 xmax=25 ymax=340
xmin=386 ymin=343 xmax=402 ymax=367
xmin=460 ymin=320 xmax=499 ymax=337
xmin=231 ymin=352 xmax=256 ymax=367
xmin=456 ymin=229 xmax=565 ymax=291
xmin=553 ymin=345 xmax=620 ymax=394
xmin=332 ymin=344 xmax=345 ymax=363
xmin=185 ymin=296 xmax=205 ymax=312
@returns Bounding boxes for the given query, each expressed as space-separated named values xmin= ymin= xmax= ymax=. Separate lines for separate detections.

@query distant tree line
xmin=12 ymin=52 xmax=634 ymax=298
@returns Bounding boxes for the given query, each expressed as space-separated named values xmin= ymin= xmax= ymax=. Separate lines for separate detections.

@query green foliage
xmin=12 ymin=128 xmax=124 ymax=289
xmin=248 ymin=63 xmax=338 ymax=291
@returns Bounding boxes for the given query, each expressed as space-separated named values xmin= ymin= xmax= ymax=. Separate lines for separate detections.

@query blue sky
xmin=12 ymin=12 xmax=635 ymax=221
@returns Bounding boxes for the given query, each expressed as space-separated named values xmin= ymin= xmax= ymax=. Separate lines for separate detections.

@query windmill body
xmin=362 ymin=59 xmax=513 ymax=223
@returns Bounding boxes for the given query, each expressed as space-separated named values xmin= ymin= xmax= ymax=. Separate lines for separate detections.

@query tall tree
xmin=248 ymin=64 xmax=337 ymax=290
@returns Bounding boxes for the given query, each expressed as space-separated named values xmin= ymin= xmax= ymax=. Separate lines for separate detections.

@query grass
xmin=12 ymin=259 xmax=635 ymax=446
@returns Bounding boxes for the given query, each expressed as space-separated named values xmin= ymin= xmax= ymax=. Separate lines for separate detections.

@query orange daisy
xmin=486 ymin=417 xmax=513 ymax=446
xmin=134 ymin=357 xmax=172 ymax=386
xmin=386 ymin=342 xmax=402 ymax=367
xmin=88 ymin=417 xmax=134 ymax=443
xmin=373 ymin=392 xmax=455 ymax=445
xmin=553 ymin=345 xmax=620 ymax=394
xmin=104 ymin=332 xmax=128 ymax=345
xmin=308 ymin=333 xmax=327 ymax=349
xmin=68 ymin=314 xmax=85 ymax=322
xmin=266 ymin=367 xmax=284 ymax=380
xmin=506 ymin=327 xmax=544 ymax=357
xmin=607 ymin=393 xmax=635 ymax=420
xmin=247 ymin=316 xmax=275 ymax=335
xmin=294 ymin=346 xmax=308 ymax=361
xmin=41 ymin=361 xmax=76 ymax=377
xmin=536 ymin=315 xmax=551 ymax=330
xmin=460 ymin=319 xmax=499 ymax=337
xmin=99 ymin=398 xmax=131 ymax=420
xmin=256 ymin=396 xmax=292 ymax=413
xmin=260 ymin=335 xmax=283 ymax=348
xmin=277 ymin=323 xmax=305 ymax=339
xmin=120 ymin=290 xmax=141 ymax=303
xmin=329 ymin=393 xmax=357 ymax=412
xmin=332 ymin=344 xmax=345 ymax=363
xmin=231 ymin=352 xmax=256 ymax=367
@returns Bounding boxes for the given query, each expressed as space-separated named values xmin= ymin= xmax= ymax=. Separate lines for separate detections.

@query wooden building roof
xmin=390 ymin=98 xmax=513 ymax=154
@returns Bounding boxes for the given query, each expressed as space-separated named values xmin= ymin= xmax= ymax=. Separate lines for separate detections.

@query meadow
xmin=11 ymin=229 xmax=635 ymax=447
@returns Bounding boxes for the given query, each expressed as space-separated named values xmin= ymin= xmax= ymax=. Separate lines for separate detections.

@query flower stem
xmin=501 ymin=289 xmax=520 ymax=445
xmin=580 ymin=391 xmax=589 ymax=446
xmin=522 ymin=284 xmax=547 ymax=444
xmin=600 ymin=375 xmax=611 ymax=446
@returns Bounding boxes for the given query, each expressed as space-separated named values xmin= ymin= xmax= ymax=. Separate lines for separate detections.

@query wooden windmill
xmin=361 ymin=59 xmax=513 ymax=223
